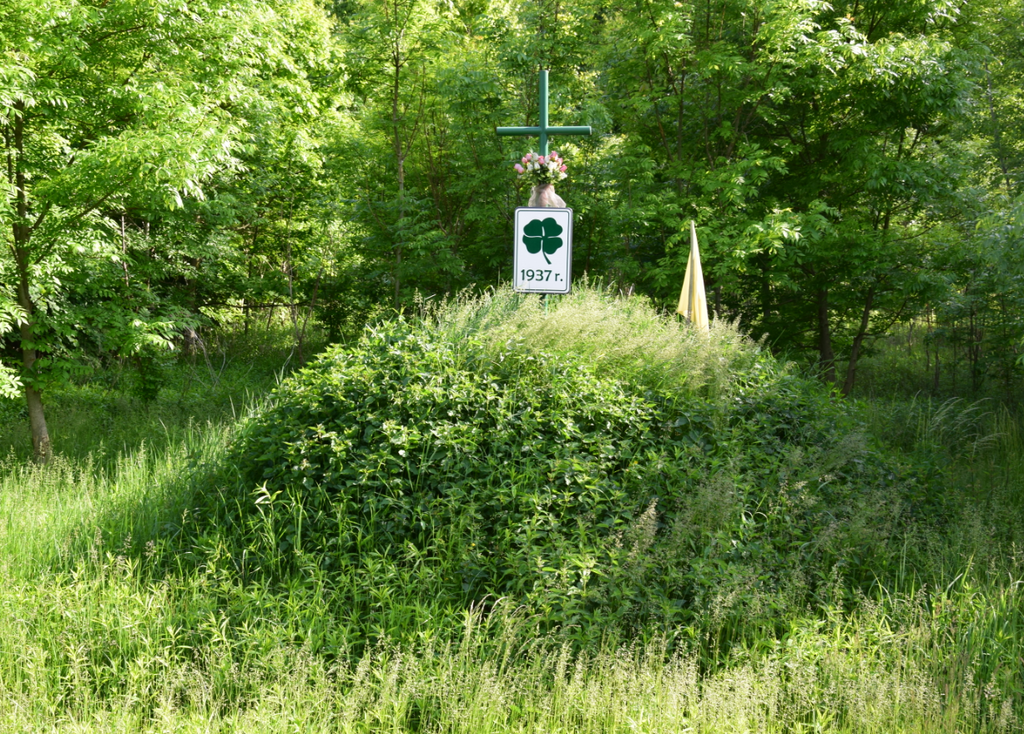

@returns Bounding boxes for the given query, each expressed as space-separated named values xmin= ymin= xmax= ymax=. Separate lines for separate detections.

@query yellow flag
xmin=676 ymin=220 xmax=709 ymax=332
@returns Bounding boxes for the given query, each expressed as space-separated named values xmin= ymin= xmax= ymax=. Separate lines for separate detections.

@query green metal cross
xmin=496 ymin=70 xmax=591 ymax=156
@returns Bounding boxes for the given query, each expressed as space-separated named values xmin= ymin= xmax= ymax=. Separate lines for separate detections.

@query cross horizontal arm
xmin=496 ymin=126 xmax=593 ymax=137
xmin=496 ymin=126 xmax=541 ymax=136
xmin=548 ymin=126 xmax=593 ymax=136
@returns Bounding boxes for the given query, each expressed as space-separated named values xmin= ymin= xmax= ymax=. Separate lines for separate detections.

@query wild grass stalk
xmin=0 ymin=422 xmax=231 ymax=578
xmin=1 ymin=587 xmax=1019 ymax=732
xmin=431 ymin=283 xmax=761 ymax=399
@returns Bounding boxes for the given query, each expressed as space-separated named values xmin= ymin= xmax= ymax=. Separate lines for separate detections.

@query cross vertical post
xmin=497 ymin=70 xmax=591 ymax=156
xmin=538 ymin=70 xmax=548 ymax=155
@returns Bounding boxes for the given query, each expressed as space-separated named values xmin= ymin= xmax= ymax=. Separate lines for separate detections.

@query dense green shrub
xmin=194 ymin=286 xmax=930 ymax=645
xmin=211 ymin=316 xmax=679 ymax=641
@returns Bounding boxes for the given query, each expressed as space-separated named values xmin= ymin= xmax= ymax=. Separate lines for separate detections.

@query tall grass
xmin=430 ymin=283 xmax=759 ymax=398
xmin=861 ymin=396 xmax=1024 ymax=572
xmin=0 ymin=422 xmax=231 ymax=578
xmin=0 ymin=321 xmax=312 ymax=464
xmin=0 ymin=560 xmax=1020 ymax=732
xmin=0 ymin=288 xmax=1022 ymax=731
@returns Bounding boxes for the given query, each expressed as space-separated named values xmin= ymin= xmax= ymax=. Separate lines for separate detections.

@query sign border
xmin=513 ymin=207 xmax=573 ymax=294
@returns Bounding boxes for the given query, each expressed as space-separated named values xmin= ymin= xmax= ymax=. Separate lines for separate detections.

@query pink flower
xmin=560 ymin=165 xmax=567 ymax=172
xmin=514 ymin=163 xmax=524 ymax=174
xmin=521 ymin=156 xmax=528 ymax=165
xmin=538 ymin=156 xmax=546 ymax=165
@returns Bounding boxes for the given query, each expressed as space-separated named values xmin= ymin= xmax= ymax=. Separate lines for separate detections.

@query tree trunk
xmin=986 ymin=63 xmax=1013 ymax=192
xmin=951 ymin=320 xmax=958 ymax=393
xmin=969 ymin=307 xmax=981 ymax=394
xmin=15 ymin=273 xmax=52 ymax=464
xmin=13 ymin=259 xmax=52 ymax=463
xmin=10 ymin=101 xmax=52 ymax=463
xmin=244 ymin=225 xmax=259 ymax=335
xmin=23 ymin=382 xmax=51 ymax=464
xmin=392 ymin=37 xmax=404 ymax=309
xmin=924 ymin=309 xmax=932 ymax=375
xmin=841 ymin=286 xmax=875 ymax=396
xmin=816 ymin=288 xmax=837 ymax=385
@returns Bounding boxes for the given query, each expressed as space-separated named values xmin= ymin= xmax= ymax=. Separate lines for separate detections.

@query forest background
xmin=3 ymin=0 xmax=1024 ymax=462
xmin=3 ymin=0 xmax=1024 ymax=731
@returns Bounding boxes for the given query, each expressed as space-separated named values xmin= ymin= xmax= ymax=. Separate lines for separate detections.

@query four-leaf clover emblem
xmin=522 ymin=217 xmax=563 ymax=264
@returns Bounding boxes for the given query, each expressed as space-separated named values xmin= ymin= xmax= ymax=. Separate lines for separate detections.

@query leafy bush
xmin=195 ymin=285 xmax=930 ymax=645
xmin=226 ymin=318 xmax=658 ymax=619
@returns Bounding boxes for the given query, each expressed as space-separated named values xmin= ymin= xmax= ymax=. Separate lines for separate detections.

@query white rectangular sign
xmin=513 ymin=207 xmax=572 ymax=294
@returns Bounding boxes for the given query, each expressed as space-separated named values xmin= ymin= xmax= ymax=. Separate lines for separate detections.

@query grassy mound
xmin=191 ymin=286 xmax=929 ymax=645
xmin=2 ymin=287 xmax=1022 ymax=730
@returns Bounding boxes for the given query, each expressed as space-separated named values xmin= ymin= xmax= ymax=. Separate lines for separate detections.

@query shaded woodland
xmin=4 ymin=0 xmax=1024 ymax=460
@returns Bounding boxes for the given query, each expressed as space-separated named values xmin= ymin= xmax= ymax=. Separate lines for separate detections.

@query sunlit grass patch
xmin=0 ymin=586 xmax=1020 ymax=732
xmin=0 ymin=423 xmax=231 ymax=578
xmin=431 ymin=282 xmax=759 ymax=398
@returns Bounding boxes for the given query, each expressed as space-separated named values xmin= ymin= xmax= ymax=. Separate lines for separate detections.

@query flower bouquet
xmin=514 ymin=150 xmax=568 ymax=185
xmin=514 ymin=151 xmax=568 ymax=208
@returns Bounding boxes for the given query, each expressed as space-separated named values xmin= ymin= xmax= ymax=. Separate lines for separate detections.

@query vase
xmin=528 ymin=183 xmax=566 ymax=208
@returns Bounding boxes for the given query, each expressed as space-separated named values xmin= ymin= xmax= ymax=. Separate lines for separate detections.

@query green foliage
xmin=0 ymin=289 xmax=1022 ymax=729
xmin=227 ymin=316 xmax=655 ymax=621
xmin=3 ymin=0 xmax=1024 ymax=723
xmin=5 ymin=0 xmax=1024 ymax=463
xmin=0 ymin=298 xmax=25 ymax=399
xmin=1 ymin=0 xmax=339 ymax=458
xmin=181 ymin=286 xmax=931 ymax=647
xmin=315 ymin=0 xmax=1009 ymax=400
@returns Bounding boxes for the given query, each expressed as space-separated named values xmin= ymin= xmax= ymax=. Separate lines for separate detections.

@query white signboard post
xmin=513 ymin=207 xmax=572 ymax=294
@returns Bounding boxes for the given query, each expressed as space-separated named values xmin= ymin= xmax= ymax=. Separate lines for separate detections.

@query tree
xmin=1 ymin=0 xmax=331 ymax=461
xmin=340 ymin=0 xmax=450 ymax=306
xmin=587 ymin=0 xmax=974 ymax=389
